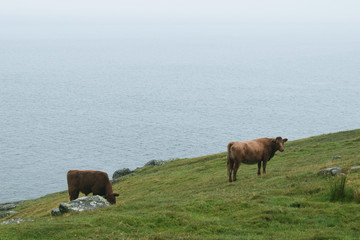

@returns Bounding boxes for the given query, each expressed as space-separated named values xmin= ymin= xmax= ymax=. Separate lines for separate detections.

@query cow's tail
xmin=227 ymin=142 xmax=235 ymax=177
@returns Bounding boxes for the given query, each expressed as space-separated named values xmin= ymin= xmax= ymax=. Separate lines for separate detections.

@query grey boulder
xmin=51 ymin=208 xmax=62 ymax=216
xmin=112 ymin=168 xmax=132 ymax=180
xmin=0 ymin=203 xmax=17 ymax=211
xmin=318 ymin=167 xmax=342 ymax=176
xmin=144 ymin=159 xmax=167 ymax=167
xmin=51 ymin=195 xmax=111 ymax=216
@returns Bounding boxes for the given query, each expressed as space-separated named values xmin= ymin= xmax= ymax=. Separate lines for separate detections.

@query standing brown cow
xmin=227 ymin=137 xmax=288 ymax=182
xmin=67 ymin=170 xmax=119 ymax=204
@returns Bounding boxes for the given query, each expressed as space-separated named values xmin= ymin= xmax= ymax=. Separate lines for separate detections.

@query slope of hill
xmin=1 ymin=129 xmax=360 ymax=239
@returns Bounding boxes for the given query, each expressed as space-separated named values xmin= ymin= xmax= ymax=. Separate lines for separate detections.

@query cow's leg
xmin=227 ymin=159 xmax=234 ymax=182
xmin=228 ymin=169 xmax=233 ymax=182
xmin=263 ymin=160 xmax=267 ymax=174
xmin=257 ymin=161 xmax=262 ymax=176
xmin=233 ymin=161 xmax=240 ymax=182
xmin=69 ymin=189 xmax=79 ymax=201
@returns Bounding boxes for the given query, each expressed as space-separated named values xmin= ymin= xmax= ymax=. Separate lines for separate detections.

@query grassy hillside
xmin=1 ymin=129 xmax=360 ymax=240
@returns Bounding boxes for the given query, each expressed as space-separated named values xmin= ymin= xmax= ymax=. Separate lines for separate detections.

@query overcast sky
xmin=1 ymin=0 xmax=360 ymax=25
xmin=0 ymin=0 xmax=359 ymax=43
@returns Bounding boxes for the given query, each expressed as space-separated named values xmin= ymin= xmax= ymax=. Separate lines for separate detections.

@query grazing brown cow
xmin=67 ymin=170 xmax=119 ymax=204
xmin=227 ymin=137 xmax=288 ymax=182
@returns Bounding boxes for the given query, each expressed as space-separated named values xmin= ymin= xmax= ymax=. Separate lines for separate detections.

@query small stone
xmin=330 ymin=167 xmax=342 ymax=176
xmin=350 ymin=166 xmax=360 ymax=171
xmin=1 ymin=218 xmax=34 ymax=225
xmin=51 ymin=208 xmax=62 ymax=216
xmin=332 ymin=156 xmax=342 ymax=160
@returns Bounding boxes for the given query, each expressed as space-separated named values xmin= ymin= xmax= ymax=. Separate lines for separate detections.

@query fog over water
xmin=1 ymin=0 xmax=360 ymax=203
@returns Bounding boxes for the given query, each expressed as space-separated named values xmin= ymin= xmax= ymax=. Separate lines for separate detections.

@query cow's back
xmin=67 ymin=170 xmax=107 ymax=195
xmin=230 ymin=138 xmax=271 ymax=164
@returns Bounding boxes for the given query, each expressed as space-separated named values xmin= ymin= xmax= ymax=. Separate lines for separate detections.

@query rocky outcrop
xmin=112 ymin=168 xmax=133 ymax=180
xmin=144 ymin=159 xmax=168 ymax=167
xmin=112 ymin=158 xmax=178 ymax=181
xmin=0 ymin=201 xmax=22 ymax=219
xmin=0 ymin=202 xmax=18 ymax=211
xmin=51 ymin=195 xmax=111 ymax=216
xmin=318 ymin=167 xmax=343 ymax=176
xmin=318 ymin=165 xmax=360 ymax=176
xmin=0 ymin=211 xmax=17 ymax=219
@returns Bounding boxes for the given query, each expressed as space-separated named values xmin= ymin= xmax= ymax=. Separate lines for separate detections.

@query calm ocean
xmin=1 ymin=24 xmax=359 ymax=203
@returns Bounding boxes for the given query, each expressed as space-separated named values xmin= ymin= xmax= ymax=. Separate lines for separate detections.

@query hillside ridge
xmin=1 ymin=129 xmax=360 ymax=240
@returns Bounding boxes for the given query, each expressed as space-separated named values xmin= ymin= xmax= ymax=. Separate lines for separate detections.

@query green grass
xmin=1 ymin=129 xmax=360 ymax=240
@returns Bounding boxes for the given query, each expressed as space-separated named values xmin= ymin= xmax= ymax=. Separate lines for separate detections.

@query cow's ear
xmin=283 ymin=138 xmax=288 ymax=142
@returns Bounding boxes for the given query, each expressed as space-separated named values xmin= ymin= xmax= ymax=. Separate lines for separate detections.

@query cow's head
xmin=105 ymin=193 xmax=119 ymax=204
xmin=273 ymin=136 xmax=288 ymax=152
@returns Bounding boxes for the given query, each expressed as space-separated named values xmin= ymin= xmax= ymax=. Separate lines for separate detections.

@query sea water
xmin=1 ymin=25 xmax=359 ymax=203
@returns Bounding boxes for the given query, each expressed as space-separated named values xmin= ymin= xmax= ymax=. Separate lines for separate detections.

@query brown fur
xmin=67 ymin=170 xmax=119 ymax=204
xmin=227 ymin=137 xmax=288 ymax=182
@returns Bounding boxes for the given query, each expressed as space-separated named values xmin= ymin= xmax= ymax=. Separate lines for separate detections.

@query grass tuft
xmin=329 ymin=175 xmax=354 ymax=202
